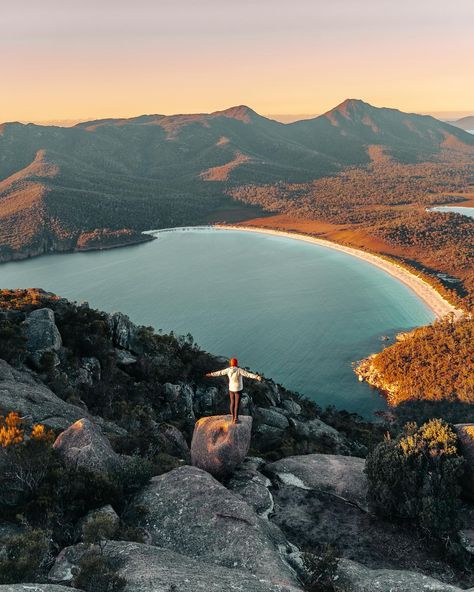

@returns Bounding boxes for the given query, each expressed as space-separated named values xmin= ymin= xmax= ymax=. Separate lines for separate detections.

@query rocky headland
xmin=0 ymin=288 xmax=474 ymax=591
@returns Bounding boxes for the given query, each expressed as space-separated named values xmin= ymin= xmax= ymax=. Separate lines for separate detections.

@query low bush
xmin=0 ymin=527 xmax=50 ymax=584
xmin=365 ymin=419 xmax=465 ymax=535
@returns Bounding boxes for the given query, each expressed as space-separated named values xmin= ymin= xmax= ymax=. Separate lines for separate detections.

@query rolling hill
xmin=1 ymin=99 xmax=474 ymax=263
xmin=452 ymin=115 xmax=474 ymax=132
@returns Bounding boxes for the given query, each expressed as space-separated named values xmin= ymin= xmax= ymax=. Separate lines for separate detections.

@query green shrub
xmin=303 ymin=544 xmax=338 ymax=592
xmin=365 ymin=419 xmax=465 ymax=535
xmin=73 ymin=551 xmax=125 ymax=592
xmin=83 ymin=513 xmax=118 ymax=551
xmin=0 ymin=528 xmax=50 ymax=583
xmin=119 ymin=454 xmax=153 ymax=494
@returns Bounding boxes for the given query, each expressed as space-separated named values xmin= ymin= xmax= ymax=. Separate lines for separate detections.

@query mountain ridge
xmin=0 ymin=99 xmax=473 ymax=268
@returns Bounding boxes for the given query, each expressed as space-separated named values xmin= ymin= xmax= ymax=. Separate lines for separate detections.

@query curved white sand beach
xmin=213 ymin=224 xmax=464 ymax=320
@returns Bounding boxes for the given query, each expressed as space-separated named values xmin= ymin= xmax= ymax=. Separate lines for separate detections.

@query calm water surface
xmin=0 ymin=228 xmax=434 ymax=417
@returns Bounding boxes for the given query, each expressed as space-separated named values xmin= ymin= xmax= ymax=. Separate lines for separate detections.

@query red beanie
xmin=230 ymin=358 xmax=238 ymax=367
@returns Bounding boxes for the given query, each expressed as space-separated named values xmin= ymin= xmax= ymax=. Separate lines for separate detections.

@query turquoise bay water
xmin=0 ymin=228 xmax=434 ymax=417
xmin=430 ymin=206 xmax=474 ymax=218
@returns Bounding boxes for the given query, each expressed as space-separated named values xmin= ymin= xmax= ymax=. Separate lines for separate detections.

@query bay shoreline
xmin=209 ymin=224 xmax=464 ymax=320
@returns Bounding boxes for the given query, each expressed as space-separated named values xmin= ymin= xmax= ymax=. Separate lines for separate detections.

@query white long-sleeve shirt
xmin=207 ymin=366 xmax=260 ymax=391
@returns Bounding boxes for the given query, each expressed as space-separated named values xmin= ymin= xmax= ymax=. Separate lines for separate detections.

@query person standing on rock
xmin=205 ymin=358 xmax=262 ymax=424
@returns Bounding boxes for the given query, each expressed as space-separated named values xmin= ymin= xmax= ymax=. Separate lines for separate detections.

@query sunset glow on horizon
xmin=2 ymin=0 xmax=473 ymax=122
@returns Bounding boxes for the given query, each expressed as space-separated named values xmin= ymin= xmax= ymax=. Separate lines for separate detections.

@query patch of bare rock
xmin=49 ymin=541 xmax=302 ymax=592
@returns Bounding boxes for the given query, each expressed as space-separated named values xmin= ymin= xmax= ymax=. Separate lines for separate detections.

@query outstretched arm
xmin=240 ymin=369 xmax=263 ymax=382
xmin=205 ymin=368 xmax=229 ymax=377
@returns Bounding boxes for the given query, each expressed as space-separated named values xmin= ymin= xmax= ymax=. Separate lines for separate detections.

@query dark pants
xmin=229 ymin=390 xmax=242 ymax=421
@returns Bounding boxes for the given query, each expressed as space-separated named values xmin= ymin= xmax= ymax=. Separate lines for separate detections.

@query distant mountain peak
xmin=325 ymin=98 xmax=372 ymax=118
xmin=210 ymin=105 xmax=260 ymax=123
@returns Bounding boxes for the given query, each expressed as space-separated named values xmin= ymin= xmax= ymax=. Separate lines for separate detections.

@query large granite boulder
xmin=0 ymin=587 xmax=84 ymax=592
xmin=22 ymin=308 xmax=62 ymax=368
xmin=265 ymin=454 xmax=368 ymax=512
xmin=0 ymin=360 xmax=88 ymax=431
xmin=454 ymin=424 xmax=474 ymax=499
xmin=227 ymin=457 xmax=274 ymax=518
xmin=130 ymin=465 xmax=299 ymax=586
xmin=334 ymin=558 xmax=471 ymax=592
xmin=155 ymin=422 xmax=190 ymax=461
xmin=289 ymin=418 xmax=350 ymax=453
xmin=191 ymin=414 xmax=252 ymax=475
xmin=49 ymin=541 xmax=302 ymax=592
xmin=53 ymin=418 xmax=122 ymax=475
xmin=256 ymin=407 xmax=289 ymax=430
xmin=0 ymin=359 xmax=124 ymax=435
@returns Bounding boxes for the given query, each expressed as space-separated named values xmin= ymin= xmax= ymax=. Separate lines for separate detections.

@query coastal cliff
xmin=355 ymin=315 xmax=474 ymax=411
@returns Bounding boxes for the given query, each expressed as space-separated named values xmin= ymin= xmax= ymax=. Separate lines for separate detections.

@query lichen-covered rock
xmin=76 ymin=504 xmax=120 ymax=541
xmin=22 ymin=307 xmax=62 ymax=368
xmin=254 ymin=424 xmax=287 ymax=449
xmin=49 ymin=541 xmax=302 ymax=592
xmin=227 ymin=458 xmax=274 ymax=517
xmin=155 ymin=422 xmax=190 ymax=461
xmin=266 ymin=454 xmax=368 ymax=512
xmin=107 ymin=311 xmax=142 ymax=353
xmin=0 ymin=360 xmax=86 ymax=431
xmin=281 ymin=400 xmax=302 ymax=416
xmin=256 ymin=407 xmax=290 ymax=430
xmin=114 ymin=349 xmax=137 ymax=366
xmin=53 ymin=418 xmax=121 ymax=475
xmin=289 ymin=418 xmax=349 ymax=453
xmin=191 ymin=414 xmax=251 ymax=475
xmin=334 ymin=558 xmax=468 ymax=592
xmin=0 ymin=586 xmax=84 ymax=592
xmin=454 ymin=424 xmax=474 ymax=499
xmin=129 ymin=465 xmax=299 ymax=586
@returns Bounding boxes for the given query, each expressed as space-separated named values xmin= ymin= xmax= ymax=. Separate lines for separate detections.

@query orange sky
xmin=2 ymin=0 xmax=473 ymax=122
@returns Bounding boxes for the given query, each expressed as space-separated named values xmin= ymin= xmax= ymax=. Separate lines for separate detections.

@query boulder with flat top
xmin=191 ymin=414 xmax=252 ymax=475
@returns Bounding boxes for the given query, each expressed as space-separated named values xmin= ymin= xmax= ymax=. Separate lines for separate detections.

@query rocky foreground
xmin=1 ymin=289 xmax=474 ymax=591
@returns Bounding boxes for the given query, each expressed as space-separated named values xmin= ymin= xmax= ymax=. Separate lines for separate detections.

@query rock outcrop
xmin=49 ymin=541 xmax=302 ymax=592
xmin=22 ymin=308 xmax=62 ymax=368
xmin=130 ymin=465 xmax=299 ymax=586
xmin=334 ymin=558 xmax=472 ymax=592
xmin=107 ymin=311 xmax=143 ymax=353
xmin=53 ymin=418 xmax=122 ymax=475
xmin=191 ymin=414 xmax=252 ymax=475
xmin=454 ymin=424 xmax=474 ymax=499
xmin=0 ymin=360 xmax=90 ymax=431
xmin=266 ymin=454 xmax=368 ymax=511
xmin=0 ymin=586 xmax=84 ymax=592
xmin=227 ymin=457 xmax=274 ymax=517
xmin=155 ymin=422 xmax=191 ymax=461
xmin=289 ymin=417 xmax=350 ymax=454
xmin=162 ymin=382 xmax=195 ymax=420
